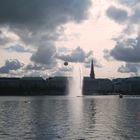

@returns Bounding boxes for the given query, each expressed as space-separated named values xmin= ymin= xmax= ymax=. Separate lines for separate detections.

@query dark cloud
xmin=57 ymin=47 xmax=71 ymax=53
xmin=106 ymin=1 xmax=140 ymax=26
xmin=8 ymin=62 xmax=49 ymax=77
xmin=105 ymin=35 xmax=140 ymax=63
xmin=57 ymin=46 xmax=89 ymax=62
xmin=0 ymin=59 xmax=24 ymax=74
xmin=57 ymin=46 xmax=102 ymax=68
xmin=25 ymin=63 xmax=46 ymax=71
xmin=31 ymin=43 xmax=57 ymax=67
xmin=5 ymin=44 xmax=34 ymax=53
xmin=105 ymin=0 xmax=140 ymax=64
xmin=130 ymin=8 xmax=140 ymax=24
xmin=107 ymin=5 xmax=140 ymax=77
xmin=0 ymin=0 xmax=91 ymax=73
xmin=106 ymin=6 xmax=128 ymax=24
xmin=12 ymin=27 xmax=64 ymax=48
xmin=118 ymin=63 xmax=140 ymax=76
xmin=0 ymin=0 xmax=91 ymax=28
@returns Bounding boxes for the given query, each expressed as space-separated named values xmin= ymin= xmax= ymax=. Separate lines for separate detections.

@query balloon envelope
xmin=64 ymin=61 xmax=68 ymax=66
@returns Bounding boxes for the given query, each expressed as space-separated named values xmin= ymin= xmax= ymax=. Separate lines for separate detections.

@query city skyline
xmin=0 ymin=0 xmax=140 ymax=78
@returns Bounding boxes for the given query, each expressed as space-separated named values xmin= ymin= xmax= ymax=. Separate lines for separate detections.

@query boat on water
xmin=119 ymin=94 xmax=123 ymax=98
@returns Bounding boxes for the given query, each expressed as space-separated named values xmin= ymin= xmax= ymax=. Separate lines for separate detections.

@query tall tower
xmin=90 ymin=59 xmax=95 ymax=79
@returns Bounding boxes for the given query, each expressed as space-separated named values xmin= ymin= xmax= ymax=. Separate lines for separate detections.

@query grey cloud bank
xmin=57 ymin=46 xmax=101 ymax=68
xmin=5 ymin=44 xmax=34 ymax=53
xmin=106 ymin=6 xmax=128 ymax=24
xmin=105 ymin=0 xmax=140 ymax=76
xmin=31 ymin=43 xmax=57 ymax=67
xmin=118 ymin=63 xmax=140 ymax=76
xmin=0 ymin=59 xmax=24 ymax=74
xmin=110 ymin=36 xmax=140 ymax=63
xmin=0 ymin=0 xmax=91 ymax=27
xmin=57 ymin=47 xmax=87 ymax=62
xmin=0 ymin=0 xmax=92 ymax=76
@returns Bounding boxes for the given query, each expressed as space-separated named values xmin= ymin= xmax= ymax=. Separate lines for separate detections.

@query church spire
xmin=90 ymin=59 xmax=95 ymax=79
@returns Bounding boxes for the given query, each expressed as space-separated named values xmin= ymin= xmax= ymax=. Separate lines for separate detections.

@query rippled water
xmin=0 ymin=95 xmax=140 ymax=140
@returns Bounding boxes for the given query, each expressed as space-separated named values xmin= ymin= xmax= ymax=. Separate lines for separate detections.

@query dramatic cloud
xmin=118 ymin=63 xmax=140 ymax=76
xmin=57 ymin=46 xmax=101 ymax=68
xmin=57 ymin=46 xmax=91 ymax=62
xmin=0 ymin=0 xmax=91 ymax=73
xmin=0 ymin=0 xmax=91 ymax=27
xmin=25 ymin=63 xmax=46 ymax=71
xmin=105 ymin=0 xmax=140 ymax=67
xmin=5 ymin=44 xmax=34 ymax=53
xmin=106 ymin=0 xmax=140 ymax=26
xmin=0 ymin=59 xmax=24 ymax=74
xmin=105 ymin=35 xmax=140 ymax=63
xmin=130 ymin=8 xmax=140 ymax=24
xmin=31 ymin=43 xmax=57 ymax=67
xmin=106 ymin=6 xmax=128 ymax=24
xmin=0 ymin=0 xmax=91 ymax=45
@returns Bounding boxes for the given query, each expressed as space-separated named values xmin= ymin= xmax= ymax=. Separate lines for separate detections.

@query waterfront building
xmin=0 ymin=61 xmax=140 ymax=95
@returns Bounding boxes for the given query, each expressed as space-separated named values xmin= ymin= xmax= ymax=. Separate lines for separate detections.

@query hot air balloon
xmin=64 ymin=61 xmax=68 ymax=66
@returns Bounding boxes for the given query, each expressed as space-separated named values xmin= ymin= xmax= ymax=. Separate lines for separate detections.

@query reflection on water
xmin=0 ymin=96 xmax=140 ymax=139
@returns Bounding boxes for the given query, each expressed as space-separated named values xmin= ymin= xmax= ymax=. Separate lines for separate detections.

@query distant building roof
xmin=47 ymin=76 xmax=68 ymax=81
xmin=21 ymin=77 xmax=44 ymax=81
xmin=0 ymin=77 xmax=20 ymax=80
xmin=126 ymin=77 xmax=140 ymax=82
xmin=84 ymin=77 xmax=111 ymax=81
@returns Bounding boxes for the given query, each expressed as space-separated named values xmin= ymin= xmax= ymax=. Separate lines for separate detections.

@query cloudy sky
xmin=0 ymin=0 xmax=140 ymax=78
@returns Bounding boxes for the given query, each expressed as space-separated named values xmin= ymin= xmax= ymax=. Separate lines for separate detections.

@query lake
xmin=0 ymin=95 xmax=140 ymax=140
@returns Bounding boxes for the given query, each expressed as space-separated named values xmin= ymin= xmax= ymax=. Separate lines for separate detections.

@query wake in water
xmin=68 ymin=63 xmax=83 ymax=97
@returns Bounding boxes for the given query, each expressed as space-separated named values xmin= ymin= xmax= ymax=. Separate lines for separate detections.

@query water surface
xmin=0 ymin=95 xmax=140 ymax=140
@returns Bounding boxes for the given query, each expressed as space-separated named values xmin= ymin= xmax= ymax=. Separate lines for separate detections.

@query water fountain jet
xmin=68 ymin=63 xmax=83 ymax=97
